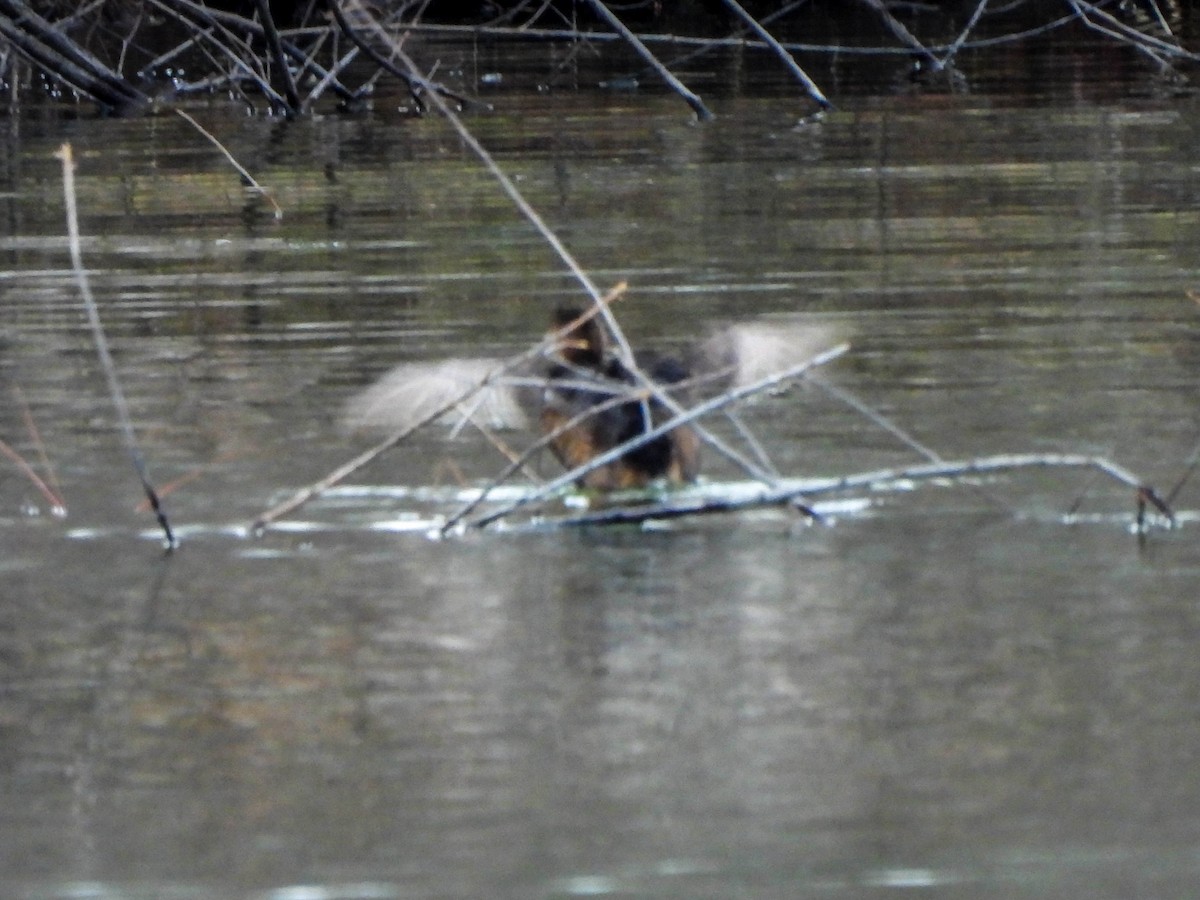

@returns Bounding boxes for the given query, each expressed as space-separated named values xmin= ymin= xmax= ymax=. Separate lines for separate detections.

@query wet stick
xmin=13 ymin=384 xmax=66 ymax=513
xmin=175 ymin=109 xmax=282 ymax=220
xmin=529 ymin=453 xmax=1174 ymax=532
xmin=0 ymin=437 xmax=65 ymax=513
xmin=56 ymin=143 xmax=176 ymax=549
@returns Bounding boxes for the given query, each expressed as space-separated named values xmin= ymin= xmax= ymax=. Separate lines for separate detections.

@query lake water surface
xmin=3 ymin=33 xmax=1200 ymax=900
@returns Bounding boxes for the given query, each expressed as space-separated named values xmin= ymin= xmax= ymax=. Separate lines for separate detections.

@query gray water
xmin=3 ymin=36 xmax=1200 ymax=899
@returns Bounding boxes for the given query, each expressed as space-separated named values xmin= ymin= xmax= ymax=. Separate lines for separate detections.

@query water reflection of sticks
xmin=5 ymin=385 xmax=68 ymax=515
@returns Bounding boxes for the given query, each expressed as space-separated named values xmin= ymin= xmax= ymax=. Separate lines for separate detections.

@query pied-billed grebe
xmin=342 ymin=306 xmax=840 ymax=489
xmin=538 ymin=307 xmax=701 ymax=490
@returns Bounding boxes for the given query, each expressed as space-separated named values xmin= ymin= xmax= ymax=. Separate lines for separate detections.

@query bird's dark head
xmin=551 ymin=307 xmax=608 ymax=370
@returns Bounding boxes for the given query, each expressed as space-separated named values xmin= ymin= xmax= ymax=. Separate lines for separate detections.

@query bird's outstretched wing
xmin=688 ymin=320 xmax=845 ymax=393
xmin=342 ymin=358 xmax=533 ymax=434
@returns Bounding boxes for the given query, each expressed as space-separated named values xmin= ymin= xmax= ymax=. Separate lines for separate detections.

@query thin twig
xmin=56 ymin=143 xmax=175 ymax=549
xmin=174 ymin=108 xmax=283 ymax=220
xmin=717 ymin=0 xmax=831 ymax=108
xmin=392 ymin=15 xmax=1097 ymax=57
xmin=13 ymin=384 xmax=65 ymax=510
xmin=1164 ymin=434 xmax=1200 ymax=506
xmin=0 ymin=437 xmax=66 ymax=513
xmin=134 ymin=449 xmax=242 ymax=512
xmin=856 ymin=0 xmax=941 ymax=68
xmin=935 ymin=0 xmax=989 ymax=71
xmin=147 ymin=0 xmax=291 ymax=109
xmin=1066 ymin=0 xmax=1197 ymax=64
xmin=329 ymin=0 xmax=477 ymax=111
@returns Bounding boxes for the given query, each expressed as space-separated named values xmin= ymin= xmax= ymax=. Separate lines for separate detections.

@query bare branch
xmin=56 ymin=143 xmax=175 ymax=548
xmin=582 ymin=0 xmax=713 ymax=120
xmin=717 ymin=0 xmax=831 ymax=108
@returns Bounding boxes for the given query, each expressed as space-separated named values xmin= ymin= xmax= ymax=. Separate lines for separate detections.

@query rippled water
xmin=3 ymin=36 xmax=1200 ymax=900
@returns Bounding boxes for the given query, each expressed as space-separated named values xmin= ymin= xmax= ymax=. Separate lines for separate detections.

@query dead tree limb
xmin=717 ymin=0 xmax=831 ymax=109
xmin=582 ymin=0 xmax=714 ymax=121
xmin=57 ymin=143 xmax=175 ymax=548
xmin=0 ymin=436 xmax=67 ymax=513
xmin=174 ymin=109 xmax=283 ymax=220
xmin=527 ymin=453 xmax=1174 ymax=532
xmin=254 ymin=0 xmax=302 ymax=113
xmin=855 ymin=0 xmax=941 ymax=68
xmin=1066 ymin=0 xmax=1199 ymax=65
xmin=0 ymin=0 xmax=148 ymax=112
xmin=935 ymin=0 xmax=989 ymax=71
xmin=330 ymin=0 xmax=477 ymax=112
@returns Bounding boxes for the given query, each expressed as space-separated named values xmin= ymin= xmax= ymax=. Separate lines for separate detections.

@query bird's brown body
xmin=342 ymin=305 xmax=839 ymax=490
xmin=540 ymin=308 xmax=701 ymax=489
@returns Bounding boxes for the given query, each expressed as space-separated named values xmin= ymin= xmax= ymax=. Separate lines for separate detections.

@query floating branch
xmin=56 ymin=143 xmax=176 ymax=549
xmin=512 ymin=453 xmax=1175 ymax=532
xmin=438 ymin=359 xmax=739 ymax=534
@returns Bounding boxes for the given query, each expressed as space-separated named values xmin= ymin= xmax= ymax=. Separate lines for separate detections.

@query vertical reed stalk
xmin=56 ymin=143 xmax=176 ymax=548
